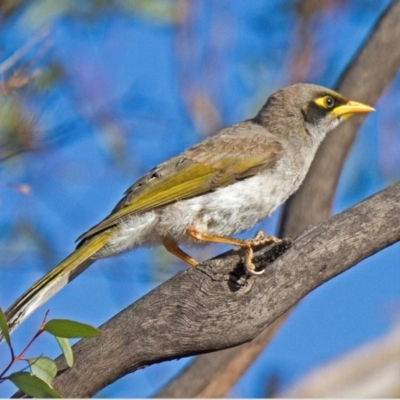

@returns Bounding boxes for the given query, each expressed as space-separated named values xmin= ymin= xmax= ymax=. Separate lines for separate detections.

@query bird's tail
xmin=3 ymin=231 xmax=111 ymax=340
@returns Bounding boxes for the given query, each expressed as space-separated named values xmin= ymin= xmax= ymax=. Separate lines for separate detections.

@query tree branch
xmin=280 ymin=0 xmax=400 ymax=235
xmin=156 ymin=0 xmax=400 ymax=397
xmin=154 ymin=311 xmax=289 ymax=398
xmin=38 ymin=182 xmax=400 ymax=398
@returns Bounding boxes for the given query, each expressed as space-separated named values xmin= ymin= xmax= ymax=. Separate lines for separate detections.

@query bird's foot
xmin=242 ymin=231 xmax=282 ymax=275
xmin=187 ymin=228 xmax=281 ymax=275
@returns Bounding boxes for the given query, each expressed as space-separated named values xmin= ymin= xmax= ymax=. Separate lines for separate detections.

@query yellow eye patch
xmin=314 ymin=95 xmax=336 ymax=110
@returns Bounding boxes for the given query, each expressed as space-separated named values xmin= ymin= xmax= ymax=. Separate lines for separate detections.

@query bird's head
xmin=256 ymin=83 xmax=374 ymax=142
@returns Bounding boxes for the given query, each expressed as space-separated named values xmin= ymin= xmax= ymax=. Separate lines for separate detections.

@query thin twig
xmin=0 ymin=26 xmax=50 ymax=75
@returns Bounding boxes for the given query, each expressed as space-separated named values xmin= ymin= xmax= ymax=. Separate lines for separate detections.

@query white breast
xmin=156 ymin=161 xmax=303 ymax=245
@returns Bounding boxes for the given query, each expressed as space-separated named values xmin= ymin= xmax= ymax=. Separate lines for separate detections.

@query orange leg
xmin=187 ymin=228 xmax=281 ymax=275
xmin=162 ymin=237 xmax=198 ymax=267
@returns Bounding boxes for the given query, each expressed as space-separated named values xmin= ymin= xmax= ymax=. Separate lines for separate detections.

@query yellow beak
xmin=331 ymin=100 xmax=375 ymax=117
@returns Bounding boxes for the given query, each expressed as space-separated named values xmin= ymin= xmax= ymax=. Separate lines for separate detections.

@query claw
xmin=247 ymin=268 xmax=265 ymax=276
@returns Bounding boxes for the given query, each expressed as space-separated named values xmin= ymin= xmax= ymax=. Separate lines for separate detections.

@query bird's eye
xmin=324 ymin=96 xmax=335 ymax=109
xmin=314 ymin=95 xmax=336 ymax=110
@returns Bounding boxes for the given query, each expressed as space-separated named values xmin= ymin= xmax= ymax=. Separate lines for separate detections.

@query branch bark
xmin=38 ymin=182 xmax=400 ymax=397
xmin=157 ymin=0 xmax=400 ymax=397
xmin=154 ymin=311 xmax=289 ymax=398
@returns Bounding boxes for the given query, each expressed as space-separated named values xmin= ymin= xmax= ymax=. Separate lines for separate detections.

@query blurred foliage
xmin=9 ymin=0 xmax=181 ymax=29
xmin=117 ymin=0 xmax=184 ymax=23
xmin=0 ymin=97 xmax=36 ymax=162
xmin=0 ymin=0 xmax=183 ymax=159
xmin=0 ymin=0 xmax=26 ymax=21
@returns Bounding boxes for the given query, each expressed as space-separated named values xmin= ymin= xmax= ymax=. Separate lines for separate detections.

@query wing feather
xmin=77 ymin=131 xmax=283 ymax=242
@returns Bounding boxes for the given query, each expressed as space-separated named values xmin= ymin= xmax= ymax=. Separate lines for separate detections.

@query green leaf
xmin=27 ymin=357 xmax=57 ymax=385
xmin=55 ymin=336 xmax=73 ymax=367
xmin=44 ymin=319 xmax=100 ymax=338
xmin=0 ymin=305 xmax=11 ymax=348
xmin=8 ymin=372 xmax=61 ymax=398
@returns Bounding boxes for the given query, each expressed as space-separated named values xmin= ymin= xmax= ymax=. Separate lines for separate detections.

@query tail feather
xmin=3 ymin=231 xmax=110 ymax=339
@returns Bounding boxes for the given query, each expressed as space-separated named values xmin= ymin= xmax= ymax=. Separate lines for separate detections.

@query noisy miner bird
xmin=4 ymin=83 xmax=374 ymax=335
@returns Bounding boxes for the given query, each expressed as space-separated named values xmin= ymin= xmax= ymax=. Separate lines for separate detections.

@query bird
xmin=3 ymin=83 xmax=374 ymax=336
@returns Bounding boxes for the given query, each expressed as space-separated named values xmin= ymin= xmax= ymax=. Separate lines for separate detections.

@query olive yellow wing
xmin=78 ymin=135 xmax=282 ymax=242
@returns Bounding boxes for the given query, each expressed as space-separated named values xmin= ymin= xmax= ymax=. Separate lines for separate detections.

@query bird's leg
xmin=162 ymin=237 xmax=198 ymax=267
xmin=187 ymin=228 xmax=281 ymax=275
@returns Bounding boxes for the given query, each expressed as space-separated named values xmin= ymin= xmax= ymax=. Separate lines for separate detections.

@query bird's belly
xmin=157 ymin=171 xmax=300 ymax=245
xmin=103 ymin=169 xmax=302 ymax=255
